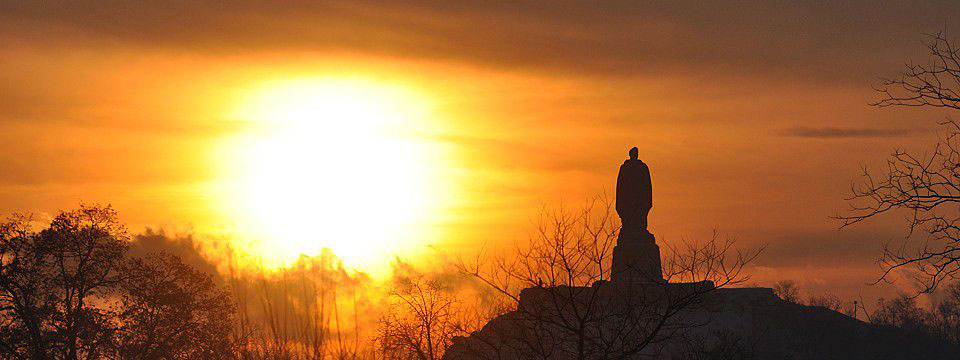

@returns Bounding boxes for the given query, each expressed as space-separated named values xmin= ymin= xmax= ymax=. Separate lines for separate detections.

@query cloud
xmin=1 ymin=1 xmax=956 ymax=82
xmin=1 ymin=0 xmax=956 ymax=309
xmin=750 ymin=227 xmax=909 ymax=269
xmin=780 ymin=127 xmax=920 ymax=139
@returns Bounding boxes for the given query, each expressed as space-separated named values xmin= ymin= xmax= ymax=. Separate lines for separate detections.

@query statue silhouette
xmin=616 ymin=147 xmax=653 ymax=241
xmin=612 ymin=146 xmax=662 ymax=283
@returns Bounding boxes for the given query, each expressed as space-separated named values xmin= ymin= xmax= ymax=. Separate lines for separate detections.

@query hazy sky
xmin=2 ymin=1 xmax=960 ymax=301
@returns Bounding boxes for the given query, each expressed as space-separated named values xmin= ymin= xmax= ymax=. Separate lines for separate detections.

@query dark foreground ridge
xmin=444 ymin=284 xmax=956 ymax=359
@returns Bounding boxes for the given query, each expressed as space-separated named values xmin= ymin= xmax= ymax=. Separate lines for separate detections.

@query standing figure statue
xmin=616 ymin=147 xmax=653 ymax=241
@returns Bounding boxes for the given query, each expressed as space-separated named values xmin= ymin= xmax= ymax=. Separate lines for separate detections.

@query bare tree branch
xmin=454 ymin=196 xmax=759 ymax=359
xmin=838 ymin=31 xmax=960 ymax=294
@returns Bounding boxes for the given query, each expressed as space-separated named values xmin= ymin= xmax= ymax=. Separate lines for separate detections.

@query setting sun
xmin=217 ymin=78 xmax=445 ymax=269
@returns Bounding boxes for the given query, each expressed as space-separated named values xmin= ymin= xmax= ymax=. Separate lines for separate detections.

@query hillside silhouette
xmin=445 ymin=286 xmax=956 ymax=359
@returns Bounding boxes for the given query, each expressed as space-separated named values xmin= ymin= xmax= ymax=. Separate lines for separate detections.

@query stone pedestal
xmin=611 ymin=231 xmax=664 ymax=283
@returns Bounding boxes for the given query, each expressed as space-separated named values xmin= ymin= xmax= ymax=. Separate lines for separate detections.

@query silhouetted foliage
xmin=869 ymin=281 xmax=960 ymax=346
xmin=806 ymin=293 xmax=844 ymax=313
xmin=770 ymin=280 xmax=858 ymax=316
xmin=226 ymin=250 xmax=372 ymax=360
xmin=839 ymin=31 xmax=960 ymax=293
xmin=0 ymin=205 xmax=236 ymax=360
xmin=872 ymin=296 xmax=934 ymax=335
xmin=0 ymin=205 xmax=128 ymax=359
xmin=678 ymin=330 xmax=756 ymax=360
xmin=114 ymin=253 xmax=235 ymax=359
xmin=934 ymin=281 xmax=960 ymax=344
xmin=771 ymin=280 xmax=800 ymax=303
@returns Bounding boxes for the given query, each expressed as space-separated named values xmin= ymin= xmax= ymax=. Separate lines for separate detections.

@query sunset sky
xmin=2 ymin=1 xmax=959 ymax=302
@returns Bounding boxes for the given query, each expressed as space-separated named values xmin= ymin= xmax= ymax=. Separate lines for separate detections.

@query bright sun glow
xmin=219 ymin=77 xmax=444 ymax=270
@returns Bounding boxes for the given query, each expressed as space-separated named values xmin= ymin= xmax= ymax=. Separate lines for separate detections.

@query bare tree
xmin=677 ymin=329 xmax=756 ymax=360
xmin=838 ymin=31 xmax=960 ymax=293
xmin=772 ymin=280 xmax=801 ymax=303
xmin=872 ymin=295 xmax=936 ymax=336
xmin=865 ymin=281 xmax=960 ymax=345
xmin=225 ymin=248 xmax=373 ymax=360
xmin=806 ymin=294 xmax=844 ymax=313
xmin=453 ymin=196 xmax=759 ymax=359
xmin=376 ymin=274 xmax=470 ymax=360
xmin=769 ymin=281 xmax=854 ymax=315
xmin=932 ymin=281 xmax=960 ymax=344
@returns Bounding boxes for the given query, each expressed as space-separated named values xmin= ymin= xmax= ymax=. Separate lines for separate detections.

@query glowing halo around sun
xmin=217 ymin=77 xmax=446 ymax=271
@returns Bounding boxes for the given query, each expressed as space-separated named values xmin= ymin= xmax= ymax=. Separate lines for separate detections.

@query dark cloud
xmin=752 ymin=229 xmax=889 ymax=268
xmin=1 ymin=1 xmax=956 ymax=82
xmin=780 ymin=127 xmax=920 ymax=139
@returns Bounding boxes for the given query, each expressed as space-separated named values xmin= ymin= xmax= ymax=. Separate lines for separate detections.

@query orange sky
xmin=2 ymin=1 xmax=959 ymax=303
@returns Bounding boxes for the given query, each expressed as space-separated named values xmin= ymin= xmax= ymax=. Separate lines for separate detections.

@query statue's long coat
xmin=616 ymin=159 xmax=652 ymax=228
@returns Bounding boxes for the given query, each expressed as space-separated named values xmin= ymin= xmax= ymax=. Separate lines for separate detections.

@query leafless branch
xmin=838 ymin=31 xmax=960 ymax=294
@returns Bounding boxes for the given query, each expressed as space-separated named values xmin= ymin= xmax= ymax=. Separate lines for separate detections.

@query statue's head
xmin=629 ymin=147 xmax=638 ymax=160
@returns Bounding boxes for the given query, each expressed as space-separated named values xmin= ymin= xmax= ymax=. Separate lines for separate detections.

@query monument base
xmin=611 ymin=231 xmax=664 ymax=283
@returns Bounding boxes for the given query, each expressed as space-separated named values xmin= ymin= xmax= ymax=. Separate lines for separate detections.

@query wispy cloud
xmin=780 ymin=127 xmax=920 ymax=139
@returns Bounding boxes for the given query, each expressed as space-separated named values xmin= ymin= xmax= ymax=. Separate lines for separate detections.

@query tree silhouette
xmin=772 ymin=280 xmax=800 ymax=303
xmin=0 ymin=205 xmax=128 ymax=359
xmin=113 ymin=252 xmax=235 ymax=359
xmin=0 ymin=205 xmax=237 ymax=360
xmin=867 ymin=281 xmax=960 ymax=346
xmin=376 ymin=275 xmax=470 ymax=360
xmin=453 ymin=196 xmax=759 ymax=359
xmin=839 ymin=31 xmax=960 ymax=293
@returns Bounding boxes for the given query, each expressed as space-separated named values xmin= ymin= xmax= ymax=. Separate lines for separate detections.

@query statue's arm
xmin=642 ymin=164 xmax=653 ymax=208
xmin=615 ymin=165 xmax=625 ymax=214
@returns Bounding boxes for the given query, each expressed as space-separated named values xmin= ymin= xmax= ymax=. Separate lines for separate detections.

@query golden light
xmin=217 ymin=77 xmax=447 ymax=270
